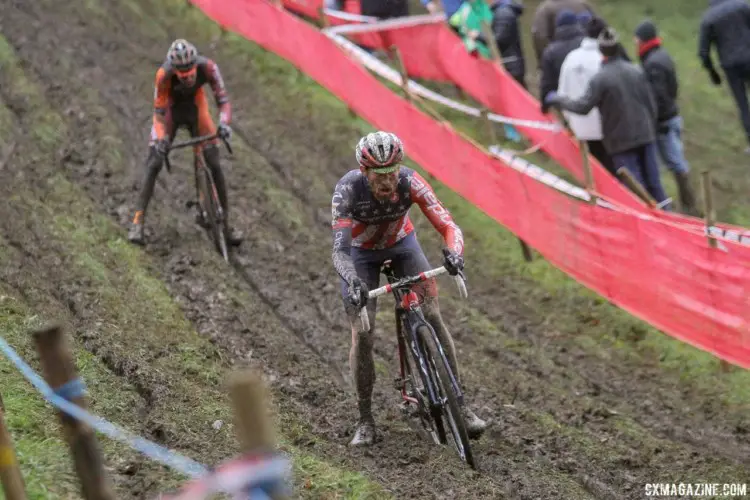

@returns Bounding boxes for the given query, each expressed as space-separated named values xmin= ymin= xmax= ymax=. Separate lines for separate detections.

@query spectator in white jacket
xmin=558 ymin=22 xmax=615 ymax=173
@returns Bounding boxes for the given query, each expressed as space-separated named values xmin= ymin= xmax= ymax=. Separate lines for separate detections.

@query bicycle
xmin=164 ymin=133 xmax=233 ymax=263
xmin=357 ymin=254 xmax=476 ymax=469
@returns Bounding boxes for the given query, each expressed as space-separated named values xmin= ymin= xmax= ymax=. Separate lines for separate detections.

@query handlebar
xmin=358 ymin=266 xmax=467 ymax=332
xmin=163 ymin=133 xmax=233 ymax=173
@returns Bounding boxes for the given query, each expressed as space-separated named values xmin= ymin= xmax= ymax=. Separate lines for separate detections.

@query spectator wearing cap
xmin=531 ymin=0 xmax=594 ymax=64
xmin=491 ymin=0 xmax=526 ymax=88
xmin=546 ymin=28 xmax=670 ymax=207
xmin=557 ymin=19 xmax=614 ymax=173
xmin=698 ymin=0 xmax=750 ymax=153
xmin=635 ymin=20 xmax=699 ymax=215
xmin=539 ymin=10 xmax=584 ymax=114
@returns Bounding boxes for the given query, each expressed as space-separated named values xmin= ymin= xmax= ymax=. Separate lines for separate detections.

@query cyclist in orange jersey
xmin=128 ymin=39 xmax=242 ymax=246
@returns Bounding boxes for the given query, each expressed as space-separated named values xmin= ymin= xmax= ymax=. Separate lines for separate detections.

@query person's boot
xmin=349 ymin=418 xmax=377 ymax=447
xmin=461 ymin=406 xmax=487 ymax=439
xmin=674 ymin=171 xmax=700 ymax=216
xmin=127 ymin=211 xmax=146 ymax=245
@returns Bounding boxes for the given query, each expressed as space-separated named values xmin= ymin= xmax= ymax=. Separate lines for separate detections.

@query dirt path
xmin=0 ymin=0 xmax=747 ymax=498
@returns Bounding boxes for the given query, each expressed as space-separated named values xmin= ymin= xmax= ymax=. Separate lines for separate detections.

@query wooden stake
xmin=579 ymin=140 xmax=597 ymax=204
xmin=616 ymin=168 xmax=657 ymax=208
xmin=701 ymin=170 xmax=717 ymax=249
xmin=390 ymin=47 xmax=411 ymax=102
xmin=32 ymin=325 xmax=114 ymax=500
xmin=228 ymin=370 xmax=288 ymax=499
xmin=0 ymin=393 xmax=27 ymax=500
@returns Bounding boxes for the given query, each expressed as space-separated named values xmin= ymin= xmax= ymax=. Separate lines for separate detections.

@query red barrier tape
xmin=190 ymin=0 xmax=750 ymax=367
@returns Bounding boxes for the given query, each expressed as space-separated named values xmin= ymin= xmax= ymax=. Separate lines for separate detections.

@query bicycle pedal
xmin=392 ymin=377 xmax=404 ymax=390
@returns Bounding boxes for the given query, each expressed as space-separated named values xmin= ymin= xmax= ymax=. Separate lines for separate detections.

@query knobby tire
xmin=417 ymin=325 xmax=476 ymax=469
xmin=401 ymin=327 xmax=445 ymax=445
xmin=197 ymin=163 xmax=229 ymax=262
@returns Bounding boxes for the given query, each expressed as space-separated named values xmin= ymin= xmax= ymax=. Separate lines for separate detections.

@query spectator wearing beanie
xmin=557 ymin=19 xmax=614 ymax=173
xmin=546 ymin=28 xmax=671 ymax=208
xmin=636 ymin=20 xmax=699 ymax=215
xmin=699 ymin=0 xmax=750 ymax=153
xmin=531 ymin=0 xmax=594 ymax=65
xmin=586 ymin=16 xmax=631 ymax=61
xmin=539 ymin=10 xmax=584 ymax=113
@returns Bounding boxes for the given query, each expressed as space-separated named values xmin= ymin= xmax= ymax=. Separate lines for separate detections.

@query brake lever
xmin=359 ymin=305 xmax=370 ymax=332
xmin=222 ymin=137 xmax=233 ymax=156
xmin=453 ymin=269 xmax=468 ymax=299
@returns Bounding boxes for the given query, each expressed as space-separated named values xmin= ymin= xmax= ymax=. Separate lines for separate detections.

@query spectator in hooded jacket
xmin=531 ymin=0 xmax=594 ymax=65
xmin=698 ymin=0 xmax=750 ymax=153
xmin=539 ymin=10 xmax=584 ymax=113
xmin=636 ymin=20 xmax=699 ymax=215
xmin=546 ymin=28 xmax=670 ymax=208
xmin=557 ymin=19 xmax=614 ymax=173
xmin=491 ymin=0 xmax=526 ymax=88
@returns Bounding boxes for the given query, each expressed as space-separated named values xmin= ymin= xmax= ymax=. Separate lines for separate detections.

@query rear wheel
xmin=417 ymin=325 xmax=476 ymax=469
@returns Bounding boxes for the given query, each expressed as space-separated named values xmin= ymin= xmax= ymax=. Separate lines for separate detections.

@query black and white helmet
xmin=167 ymin=39 xmax=198 ymax=71
xmin=355 ymin=131 xmax=404 ymax=173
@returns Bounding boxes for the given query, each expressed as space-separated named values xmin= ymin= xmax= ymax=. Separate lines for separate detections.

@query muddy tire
xmin=418 ymin=325 xmax=476 ymax=470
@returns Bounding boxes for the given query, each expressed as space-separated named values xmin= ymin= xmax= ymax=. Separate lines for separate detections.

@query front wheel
xmin=417 ymin=325 xmax=476 ymax=469
xmin=198 ymin=165 xmax=229 ymax=262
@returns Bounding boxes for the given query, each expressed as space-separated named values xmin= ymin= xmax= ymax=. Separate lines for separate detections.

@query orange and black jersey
xmin=152 ymin=56 xmax=231 ymax=140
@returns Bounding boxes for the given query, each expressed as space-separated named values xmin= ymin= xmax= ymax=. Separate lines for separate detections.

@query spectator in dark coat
xmin=636 ymin=20 xmax=699 ymax=215
xmin=539 ymin=10 xmax=584 ymax=113
xmin=546 ymin=28 xmax=670 ymax=208
xmin=360 ymin=0 xmax=409 ymax=18
xmin=491 ymin=0 xmax=526 ymax=88
xmin=698 ymin=0 xmax=750 ymax=152
xmin=531 ymin=0 xmax=594 ymax=64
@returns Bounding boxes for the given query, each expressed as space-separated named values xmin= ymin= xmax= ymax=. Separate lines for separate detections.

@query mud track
xmin=0 ymin=0 xmax=747 ymax=498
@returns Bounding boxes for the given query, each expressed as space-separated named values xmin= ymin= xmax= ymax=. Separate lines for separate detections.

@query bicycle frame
xmin=162 ymin=132 xmax=233 ymax=261
xmin=360 ymin=265 xmax=468 ymax=411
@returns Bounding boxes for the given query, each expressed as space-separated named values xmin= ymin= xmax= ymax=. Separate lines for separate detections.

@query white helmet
xmin=355 ymin=131 xmax=404 ymax=173
xmin=167 ymin=39 xmax=198 ymax=71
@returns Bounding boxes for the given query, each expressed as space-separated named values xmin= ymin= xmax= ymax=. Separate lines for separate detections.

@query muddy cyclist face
xmin=364 ymin=167 xmax=399 ymax=201
xmin=174 ymin=66 xmax=197 ymax=87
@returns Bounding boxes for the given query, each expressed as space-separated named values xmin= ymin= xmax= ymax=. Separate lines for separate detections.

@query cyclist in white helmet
xmin=128 ymin=39 xmax=243 ymax=246
xmin=331 ymin=131 xmax=488 ymax=446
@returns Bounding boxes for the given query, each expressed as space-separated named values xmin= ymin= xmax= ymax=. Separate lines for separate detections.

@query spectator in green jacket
xmin=450 ymin=0 xmax=494 ymax=58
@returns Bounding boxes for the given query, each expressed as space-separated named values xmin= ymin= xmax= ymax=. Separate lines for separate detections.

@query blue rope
xmin=53 ymin=377 xmax=87 ymax=401
xmin=0 ymin=335 xmax=292 ymax=496
xmin=0 ymin=336 xmax=207 ymax=477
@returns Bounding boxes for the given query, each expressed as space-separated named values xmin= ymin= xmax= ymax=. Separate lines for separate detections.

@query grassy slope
xmin=0 ymin=16 xmax=386 ymax=500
